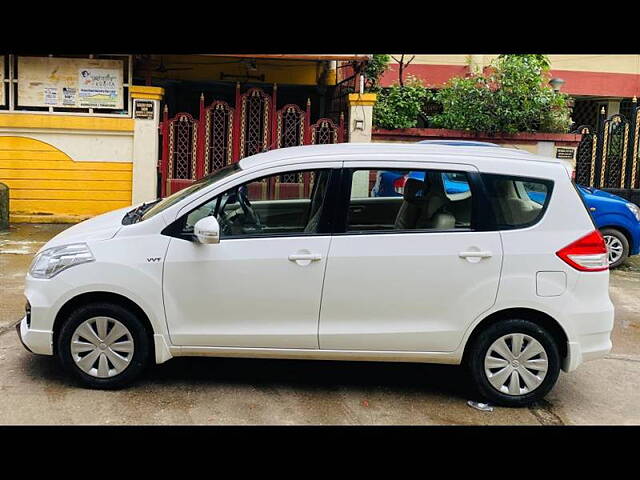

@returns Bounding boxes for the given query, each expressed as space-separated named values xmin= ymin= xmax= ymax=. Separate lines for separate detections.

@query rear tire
xmin=467 ymin=319 xmax=560 ymax=407
xmin=601 ymin=228 xmax=629 ymax=269
xmin=56 ymin=302 xmax=150 ymax=389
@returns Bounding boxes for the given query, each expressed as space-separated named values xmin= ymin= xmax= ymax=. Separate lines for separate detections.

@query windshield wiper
xmin=122 ymin=199 xmax=161 ymax=225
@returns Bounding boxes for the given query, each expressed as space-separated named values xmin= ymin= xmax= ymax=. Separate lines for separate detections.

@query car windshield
xmin=137 ymin=163 xmax=241 ymax=222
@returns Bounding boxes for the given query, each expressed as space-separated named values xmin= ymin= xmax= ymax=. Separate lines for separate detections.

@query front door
xmin=163 ymin=166 xmax=338 ymax=349
xmin=319 ymin=163 xmax=503 ymax=352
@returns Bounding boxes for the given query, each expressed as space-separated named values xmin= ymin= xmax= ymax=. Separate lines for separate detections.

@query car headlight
xmin=29 ymin=243 xmax=95 ymax=279
xmin=626 ymin=202 xmax=640 ymax=222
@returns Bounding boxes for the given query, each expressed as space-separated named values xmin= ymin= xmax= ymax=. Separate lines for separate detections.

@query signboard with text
xmin=134 ymin=100 xmax=155 ymax=120
xmin=555 ymin=147 xmax=575 ymax=160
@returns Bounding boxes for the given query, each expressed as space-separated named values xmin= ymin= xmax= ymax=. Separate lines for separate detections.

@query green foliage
xmin=364 ymin=54 xmax=390 ymax=90
xmin=430 ymin=55 xmax=572 ymax=134
xmin=373 ymin=75 xmax=433 ymax=129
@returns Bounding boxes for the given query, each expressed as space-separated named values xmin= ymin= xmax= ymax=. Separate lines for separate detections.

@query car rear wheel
xmin=601 ymin=228 xmax=629 ymax=269
xmin=57 ymin=302 xmax=150 ymax=389
xmin=467 ymin=319 xmax=560 ymax=407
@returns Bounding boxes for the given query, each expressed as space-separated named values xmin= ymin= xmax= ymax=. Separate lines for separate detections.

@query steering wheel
xmin=237 ymin=186 xmax=263 ymax=230
xmin=214 ymin=194 xmax=235 ymax=236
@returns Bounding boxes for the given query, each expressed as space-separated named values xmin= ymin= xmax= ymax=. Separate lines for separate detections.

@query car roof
xmin=238 ymin=142 xmax=564 ymax=170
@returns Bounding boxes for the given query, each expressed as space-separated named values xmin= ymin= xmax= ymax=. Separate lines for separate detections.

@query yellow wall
xmin=0 ymin=136 xmax=132 ymax=223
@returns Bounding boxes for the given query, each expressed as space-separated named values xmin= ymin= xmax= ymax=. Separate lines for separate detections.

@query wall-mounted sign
xmin=17 ymin=56 xmax=124 ymax=109
xmin=556 ymin=147 xmax=575 ymax=160
xmin=134 ymin=100 xmax=155 ymax=120
xmin=78 ymin=68 xmax=120 ymax=108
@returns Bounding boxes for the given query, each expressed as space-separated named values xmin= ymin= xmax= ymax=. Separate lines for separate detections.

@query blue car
xmin=372 ymin=160 xmax=640 ymax=268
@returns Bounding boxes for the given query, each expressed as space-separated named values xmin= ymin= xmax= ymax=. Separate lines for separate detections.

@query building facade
xmin=0 ymin=54 xmax=371 ymax=222
xmin=380 ymin=55 xmax=640 ymax=130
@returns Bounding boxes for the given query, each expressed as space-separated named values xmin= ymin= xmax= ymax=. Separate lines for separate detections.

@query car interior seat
xmin=493 ymin=180 xmax=540 ymax=226
xmin=394 ymin=174 xmax=455 ymax=230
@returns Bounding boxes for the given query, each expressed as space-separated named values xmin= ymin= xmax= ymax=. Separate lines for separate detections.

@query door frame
xmin=161 ymin=163 xmax=344 ymax=241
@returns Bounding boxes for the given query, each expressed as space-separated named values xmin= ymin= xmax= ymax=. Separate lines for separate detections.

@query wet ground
xmin=0 ymin=223 xmax=639 ymax=424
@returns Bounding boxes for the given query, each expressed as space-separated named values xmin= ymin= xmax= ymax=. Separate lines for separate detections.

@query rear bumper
xmin=16 ymin=316 xmax=53 ymax=356
xmin=562 ymin=304 xmax=614 ymax=372
xmin=563 ymin=335 xmax=612 ymax=372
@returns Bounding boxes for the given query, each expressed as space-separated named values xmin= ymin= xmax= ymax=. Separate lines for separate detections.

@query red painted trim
xmin=549 ymin=69 xmax=640 ymax=97
xmin=372 ymin=128 xmax=581 ymax=146
xmin=380 ymin=64 xmax=469 ymax=87
xmin=380 ymin=63 xmax=640 ymax=97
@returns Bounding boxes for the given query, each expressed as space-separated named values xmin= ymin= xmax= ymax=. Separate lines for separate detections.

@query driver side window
xmin=184 ymin=168 xmax=332 ymax=239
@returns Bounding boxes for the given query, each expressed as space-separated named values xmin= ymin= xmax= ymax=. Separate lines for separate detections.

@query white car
xmin=17 ymin=143 xmax=614 ymax=407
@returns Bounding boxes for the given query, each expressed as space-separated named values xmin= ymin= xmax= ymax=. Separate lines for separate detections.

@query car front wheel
xmin=56 ymin=302 xmax=150 ymax=389
xmin=600 ymin=228 xmax=629 ymax=269
xmin=467 ymin=319 xmax=560 ymax=407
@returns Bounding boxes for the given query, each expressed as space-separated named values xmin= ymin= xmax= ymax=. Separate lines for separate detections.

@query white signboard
xmin=78 ymin=68 xmax=120 ymax=108
xmin=18 ymin=56 xmax=124 ymax=109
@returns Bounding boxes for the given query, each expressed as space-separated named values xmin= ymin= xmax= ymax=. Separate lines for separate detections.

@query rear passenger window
xmin=347 ymin=168 xmax=473 ymax=232
xmin=482 ymin=174 xmax=553 ymax=229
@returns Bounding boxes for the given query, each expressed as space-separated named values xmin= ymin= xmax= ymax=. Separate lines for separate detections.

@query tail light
xmin=556 ymin=230 xmax=608 ymax=271
xmin=393 ymin=174 xmax=408 ymax=195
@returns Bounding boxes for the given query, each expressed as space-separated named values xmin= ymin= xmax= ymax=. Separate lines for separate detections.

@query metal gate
xmin=160 ymin=83 xmax=345 ymax=196
xmin=573 ymin=99 xmax=640 ymax=190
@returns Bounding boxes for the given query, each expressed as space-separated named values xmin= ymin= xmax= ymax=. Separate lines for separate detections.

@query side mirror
xmin=194 ymin=216 xmax=220 ymax=244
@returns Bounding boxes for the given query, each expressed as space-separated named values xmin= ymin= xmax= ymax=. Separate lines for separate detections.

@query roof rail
xmin=416 ymin=140 xmax=500 ymax=147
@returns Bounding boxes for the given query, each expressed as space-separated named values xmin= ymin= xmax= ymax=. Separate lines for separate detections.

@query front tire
xmin=467 ymin=319 xmax=560 ymax=407
xmin=56 ymin=302 xmax=150 ymax=389
xmin=601 ymin=228 xmax=629 ymax=269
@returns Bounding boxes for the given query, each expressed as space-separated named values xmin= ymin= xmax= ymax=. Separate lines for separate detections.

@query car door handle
xmin=288 ymin=253 xmax=322 ymax=262
xmin=459 ymin=251 xmax=493 ymax=259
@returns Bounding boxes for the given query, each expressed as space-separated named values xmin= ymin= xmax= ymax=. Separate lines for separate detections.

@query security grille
xmin=170 ymin=115 xmax=197 ymax=180
xmin=205 ymin=102 xmax=233 ymax=174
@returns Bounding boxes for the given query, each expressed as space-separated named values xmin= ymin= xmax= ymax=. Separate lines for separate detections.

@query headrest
xmin=425 ymin=171 xmax=446 ymax=195
xmin=404 ymin=178 xmax=426 ymax=204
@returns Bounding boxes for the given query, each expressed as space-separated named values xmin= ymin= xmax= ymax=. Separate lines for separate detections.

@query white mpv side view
xmin=17 ymin=143 xmax=614 ymax=407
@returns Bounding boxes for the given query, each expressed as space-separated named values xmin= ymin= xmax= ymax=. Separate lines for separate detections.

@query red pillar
xmin=270 ymin=83 xmax=278 ymax=151
xmin=338 ymin=112 xmax=345 ymax=143
xmin=232 ymin=82 xmax=241 ymax=162
xmin=160 ymin=105 xmax=169 ymax=197
xmin=304 ymin=98 xmax=311 ymax=145
xmin=195 ymin=93 xmax=206 ymax=178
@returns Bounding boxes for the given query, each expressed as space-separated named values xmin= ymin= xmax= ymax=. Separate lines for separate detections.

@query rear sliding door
xmin=319 ymin=161 xmax=503 ymax=352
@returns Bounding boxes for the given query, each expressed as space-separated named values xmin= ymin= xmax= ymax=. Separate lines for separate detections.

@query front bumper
xmin=630 ymin=222 xmax=640 ymax=255
xmin=16 ymin=316 xmax=53 ymax=356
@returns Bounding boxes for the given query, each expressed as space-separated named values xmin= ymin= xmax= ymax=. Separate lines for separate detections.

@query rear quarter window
xmin=481 ymin=173 xmax=554 ymax=230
